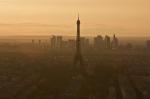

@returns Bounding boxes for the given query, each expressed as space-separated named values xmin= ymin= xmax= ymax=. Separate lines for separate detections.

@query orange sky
xmin=0 ymin=0 xmax=150 ymax=36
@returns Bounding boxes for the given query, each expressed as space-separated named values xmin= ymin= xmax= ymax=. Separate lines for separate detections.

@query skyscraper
xmin=56 ymin=36 xmax=63 ymax=48
xmin=51 ymin=36 xmax=57 ymax=48
xmin=105 ymin=35 xmax=111 ymax=49
xmin=111 ymin=34 xmax=119 ymax=49
xmin=50 ymin=35 xmax=63 ymax=49
xmin=94 ymin=35 xmax=104 ymax=49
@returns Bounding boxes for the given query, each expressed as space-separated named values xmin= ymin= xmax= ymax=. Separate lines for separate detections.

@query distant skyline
xmin=0 ymin=0 xmax=150 ymax=36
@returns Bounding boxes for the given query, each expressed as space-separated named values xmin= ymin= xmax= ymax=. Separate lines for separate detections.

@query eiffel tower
xmin=73 ymin=15 xmax=86 ymax=77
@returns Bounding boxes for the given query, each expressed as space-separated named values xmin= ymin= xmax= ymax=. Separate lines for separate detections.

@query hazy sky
xmin=0 ymin=0 xmax=150 ymax=36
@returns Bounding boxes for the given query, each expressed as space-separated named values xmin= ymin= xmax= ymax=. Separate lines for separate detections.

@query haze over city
xmin=0 ymin=0 xmax=150 ymax=99
xmin=0 ymin=0 xmax=150 ymax=36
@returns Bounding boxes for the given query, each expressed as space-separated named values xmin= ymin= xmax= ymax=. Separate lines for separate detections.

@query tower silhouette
xmin=73 ymin=15 xmax=86 ymax=76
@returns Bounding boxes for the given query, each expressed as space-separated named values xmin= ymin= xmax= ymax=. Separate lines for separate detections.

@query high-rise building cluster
xmin=94 ymin=34 xmax=119 ymax=49
xmin=50 ymin=34 xmax=119 ymax=50
xmin=51 ymin=36 xmax=63 ymax=48
xmin=50 ymin=35 xmax=90 ymax=49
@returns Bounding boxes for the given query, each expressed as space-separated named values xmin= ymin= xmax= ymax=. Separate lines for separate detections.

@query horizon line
xmin=0 ymin=35 xmax=150 ymax=38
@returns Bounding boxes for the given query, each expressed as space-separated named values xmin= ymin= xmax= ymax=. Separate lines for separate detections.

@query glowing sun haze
xmin=0 ymin=0 xmax=150 ymax=36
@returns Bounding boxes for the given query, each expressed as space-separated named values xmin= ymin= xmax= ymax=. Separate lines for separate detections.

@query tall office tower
xmin=73 ymin=15 xmax=86 ymax=76
xmin=111 ymin=34 xmax=119 ymax=49
xmin=51 ymin=36 xmax=57 ymax=48
xmin=39 ymin=40 xmax=41 ymax=44
xmin=105 ymin=35 xmax=111 ymax=49
xmin=94 ymin=35 xmax=104 ymax=49
xmin=56 ymin=36 xmax=63 ymax=48
xmin=32 ymin=39 xmax=35 ymax=43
